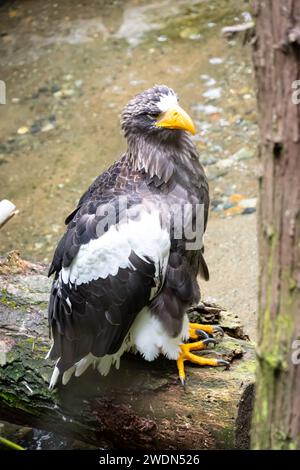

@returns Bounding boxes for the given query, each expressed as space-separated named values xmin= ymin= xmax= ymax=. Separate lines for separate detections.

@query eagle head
xmin=121 ymin=85 xmax=195 ymax=140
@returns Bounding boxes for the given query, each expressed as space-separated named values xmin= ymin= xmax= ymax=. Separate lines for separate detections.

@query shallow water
xmin=0 ymin=0 xmax=257 ymax=263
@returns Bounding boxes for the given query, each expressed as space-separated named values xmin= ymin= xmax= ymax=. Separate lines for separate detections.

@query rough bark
xmin=0 ymin=252 xmax=255 ymax=450
xmin=251 ymin=0 xmax=300 ymax=450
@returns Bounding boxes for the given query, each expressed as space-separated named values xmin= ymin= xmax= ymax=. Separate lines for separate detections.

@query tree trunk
xmin=251 ymin=0 xmax=300 ymax=449
xmin=0 ymin=253 xmax=255 ymax=450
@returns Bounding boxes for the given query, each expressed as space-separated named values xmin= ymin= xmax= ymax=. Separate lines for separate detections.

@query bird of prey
xmin=47 ymin=85 xmax=228 ymax=389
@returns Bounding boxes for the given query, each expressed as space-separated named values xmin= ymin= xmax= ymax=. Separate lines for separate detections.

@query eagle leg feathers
xmin=177 ymin=322 xmax=230 ymax=385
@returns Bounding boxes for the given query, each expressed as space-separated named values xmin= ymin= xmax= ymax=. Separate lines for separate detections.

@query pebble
xmin=204 ymin=77 xmax=217 ymax=87
xmin=239 ymin=198 xmax=257 ymax=208
xmin=242 ymin=207 xmax=256 ymax=215
xmin=209 ymin=57 xmax=223 ymax=65
xmin=11 ymin=97 xmax=20 ymax=104
xmin=157 ymin=35 xmax=168 ymax=42
xmin=51 ymin=84 xmax=61 ymax=93
xmin=17 ymin=126 xmax=29 ymax=135
xmin=196 ymin=104 xmax=221 ymax=115
xmin=54 ymin=89 xmax=75 ymax=98
xmin=41 ymin=122 xmax=55 ymax=132
xmin=30 ymin=123 xmax=41 ymax=134
xmin=202 ymin=88 xmax=222 ymax=100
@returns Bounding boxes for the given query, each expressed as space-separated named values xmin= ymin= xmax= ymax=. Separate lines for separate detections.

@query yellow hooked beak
xmin=155 ymin=104 xmax=196 ymax=135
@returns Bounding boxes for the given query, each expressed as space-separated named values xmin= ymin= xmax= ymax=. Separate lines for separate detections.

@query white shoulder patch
xmin=156 ymin=92 xmax=178 ymax=113
xmin=61 ymin=209 xmax=170 ymax=287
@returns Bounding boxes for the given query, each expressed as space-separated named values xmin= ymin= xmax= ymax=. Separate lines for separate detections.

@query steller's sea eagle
xmin=47 ymin=85 xmax=229 ymax=389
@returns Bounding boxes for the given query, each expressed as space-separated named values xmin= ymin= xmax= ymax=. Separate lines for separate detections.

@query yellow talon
xmin=176 ymin=322 xmax=229 ymax=385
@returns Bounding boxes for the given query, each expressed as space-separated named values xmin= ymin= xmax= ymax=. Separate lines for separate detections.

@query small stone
xmin=196 ymin=104 xmax=222 ymax=115
xmin=242 ymin=207 xmax=256 ymax=215
xmin=41 ymin=122 xmax=55 ymax=132
xmin=209 ymin=57 xmax=223 ymax=65
xmin=11 ymin=97 xmax=20 ymax=104
xmin=239 ymin=198 xmax=257 ymax=208
xmin=30 ymin=123 xmax=41 ymax=134
xmin=64 ymin=74 xmax=73 ymax=81
xmin=51 ymin=84 xmax=61 ymax=93
xmin=204 ymin=77 xmax=217 ymax=87
xmin=157 ymin=35 xmax=168 ymax=42
xmin=54 ymin=89 xmax=74 ymax=98
xmin=202 ymin=88 xmax=222 ymax=100
xmin=17 ymin=126 xmax=29 ymax=135
xmin=74 ymin=80 xmax=83 ymax=88
xmin=207 ymin=22 xmax=216 ymax=28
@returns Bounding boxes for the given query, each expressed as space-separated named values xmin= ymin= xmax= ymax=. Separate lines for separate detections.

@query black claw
xmin=202 ymin=338 xmax=217 ymax=347
xmin=218 ymin=359 xmax=230 ymax=369
xmin=212 ymin=325 xmax=224 ymax=336
xmin=180 ymin=377 xmax=186 ymax=387
xmin=195 ymin=329 xmax=209 ymax=339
